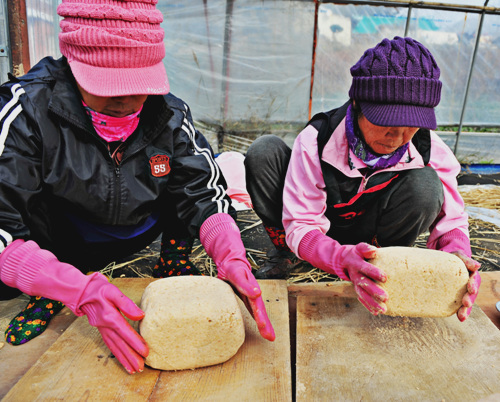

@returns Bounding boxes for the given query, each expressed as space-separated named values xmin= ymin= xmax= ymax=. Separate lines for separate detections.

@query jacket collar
xmin=321 ymin=116 xmax=425 ymax=177
xmin=47 ymin=58 xmax=173 ymax=143
xmin=48 ymin=59 xmax=95 ymax=134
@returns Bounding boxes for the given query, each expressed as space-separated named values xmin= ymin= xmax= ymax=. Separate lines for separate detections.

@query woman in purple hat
xmin=0 ymin=0 xmax=275 ymax=374
xmin=245 ymin=36 xmax=481 ymax=320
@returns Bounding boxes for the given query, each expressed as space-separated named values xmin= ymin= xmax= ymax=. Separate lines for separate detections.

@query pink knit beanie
xmin=57 ymin=0 xmax=169 ymax=97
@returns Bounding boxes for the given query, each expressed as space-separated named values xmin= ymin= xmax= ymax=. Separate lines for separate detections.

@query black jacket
xmin=0 ymin=57 xmax=233 ymax=250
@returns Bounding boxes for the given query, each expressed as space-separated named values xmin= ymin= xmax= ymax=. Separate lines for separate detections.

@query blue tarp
xmin=353 ymin=16 xmax=439 ymax=34
xmin=461 ymin=164 xmax=500 ymax=174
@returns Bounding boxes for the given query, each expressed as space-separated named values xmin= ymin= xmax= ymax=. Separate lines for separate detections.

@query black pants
xmin=245 ymin=134 xmax=444 ymax=247
xmin=0 ymin=203 xmax=192 ymax=300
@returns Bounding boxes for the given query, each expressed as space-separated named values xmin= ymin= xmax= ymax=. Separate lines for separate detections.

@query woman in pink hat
xmin=245 ymin=37 xmax=480 ymax=321
xmin=0 ymin=0 xmax=275 ymax=374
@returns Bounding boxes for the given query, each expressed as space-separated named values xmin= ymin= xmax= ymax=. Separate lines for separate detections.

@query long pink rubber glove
xmin=200 ymin=213 xmax=276 ymax=341
xmin=299 ymin=230 xmax=388 ymax=315
xmin=0 ymin=239 xmax=148 ymax=374
xmin=437 ymin=230 xmax=482 ymax=322
xmin=452 ymin=251 xmax=481 ymax=322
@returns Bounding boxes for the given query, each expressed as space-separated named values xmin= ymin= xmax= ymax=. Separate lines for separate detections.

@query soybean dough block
xmin=139 ymin=276 xmax=245 ymax=370
xmin=369 ymin=247 xmax=469 ymax=317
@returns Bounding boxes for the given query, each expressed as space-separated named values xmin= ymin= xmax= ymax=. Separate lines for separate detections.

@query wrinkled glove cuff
xmin=298 ymin=230 xmax=349 ymax=281
xmin=436 ymin=228 xmax=472 ymax=258
xmin=199 ymin=213 xmax=251 ymax=279
xmin=0 ymin=240 xmax=44 ymax=293
xmin=200 ymin=213 xmax=241 ymax=256
xmin=0 ymin=239 xmax=95 ymax=316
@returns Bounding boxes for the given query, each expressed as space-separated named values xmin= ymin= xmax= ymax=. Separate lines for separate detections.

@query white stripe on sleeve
xmin=0 ymin=228 xmax=13 ymax=252
xmin=181 ymin=105 xmax=230 ymax=214
xmin=0 ymin=84 xmax=25 ymax=157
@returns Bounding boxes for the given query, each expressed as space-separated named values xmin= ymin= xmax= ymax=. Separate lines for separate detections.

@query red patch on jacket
xmin=338 ymin=210 xmax=365 ymax=220
xmin=149 ymin=155 xmax=170 ymax=177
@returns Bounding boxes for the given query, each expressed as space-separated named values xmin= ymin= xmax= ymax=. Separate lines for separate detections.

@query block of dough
xmin=369 ymin=247 xmax=469 ymax=317
xmin=139 ymin=276 xmax=245 ymax=370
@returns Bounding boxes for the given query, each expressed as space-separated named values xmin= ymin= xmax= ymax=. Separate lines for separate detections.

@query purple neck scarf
xmin=345 ymin=104 xmax=408 ymax=170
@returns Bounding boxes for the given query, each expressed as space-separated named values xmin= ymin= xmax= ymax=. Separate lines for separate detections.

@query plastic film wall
xmin=19 ymin=0 xmax=500 ymax=148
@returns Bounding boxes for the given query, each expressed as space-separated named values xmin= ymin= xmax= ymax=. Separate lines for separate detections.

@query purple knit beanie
xmin=57 ymin=0 xmax=169 ymax=97
xmin=349 ymin=36 xmax=442 ymax=129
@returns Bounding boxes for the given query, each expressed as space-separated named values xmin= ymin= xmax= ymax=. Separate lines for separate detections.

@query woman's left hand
xmin=199 ymin=213 xmax=276 ymax=342
xmin=224 ymin=265 xmax=276 ymax=342
xmin=451 ymin=252 xmax=481 ymax=321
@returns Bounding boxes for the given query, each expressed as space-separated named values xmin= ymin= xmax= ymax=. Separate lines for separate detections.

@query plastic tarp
xmin=460 ymin=185 xmax=500 ymax=228
xmin=20 ymin=0 xmax=500 ymax=152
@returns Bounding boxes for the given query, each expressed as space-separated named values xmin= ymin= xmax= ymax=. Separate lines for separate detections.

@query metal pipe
xmin=7 ymin=0 xmax=30 ymax=76
xmin=308 ymin=0 xmax=320 ymax=120
xmin=454 ymin=0 xmax=489 ymax=155
xmin=404 ymin=3 xmax=412 ymax=36
xmin=219 ymin=0 xmax=235 ymax=148
xmin=203 ymin=0 xmax=216 ymax=89
xmin=324 ymin=0 xmax=500 ymax=15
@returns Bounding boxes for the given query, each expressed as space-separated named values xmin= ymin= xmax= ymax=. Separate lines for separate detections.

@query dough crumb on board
xmin=370 ymin=247 xmax=469 ymax=317
xmin=139 ymin=276 xmax=245 ymax=371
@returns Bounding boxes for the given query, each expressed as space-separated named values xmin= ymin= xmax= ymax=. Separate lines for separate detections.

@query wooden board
xmin=0 ymin=296 xmax=77 ymax=400
xmin=3 ymin=278 xmax=291 ymax=402
xmin=2 ymin=273 xmax=498 ymax=400
xmin=475 ymin=272 xmax=500 ymax=329
xmin=296 ymin=295 xmax=500 ymax=401
xmin=289 ymin=272 xmax=500 ymax=330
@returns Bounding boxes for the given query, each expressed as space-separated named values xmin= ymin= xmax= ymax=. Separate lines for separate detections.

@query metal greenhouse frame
xmin=2 ymin=0 xmax=500 ymax=158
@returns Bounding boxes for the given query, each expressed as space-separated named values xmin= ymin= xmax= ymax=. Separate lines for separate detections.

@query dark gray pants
xmin=245 ymin=135 xmax=444 ymax=247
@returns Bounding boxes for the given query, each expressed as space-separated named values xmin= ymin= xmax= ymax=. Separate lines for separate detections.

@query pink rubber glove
xmin=0 ymin=240 xmax=148 ymax=374
xmin=200 ymin=213 xmax=276 ymax=341
xmin=451 ymin=251 xmax=481 ymax=322
xmin=436 ymin=230 xmax=481 ymax=321
xmin=299 ymin=230 xmax=388 ymax=315
xmin=78 ymin=277 xmax=149 ymax=373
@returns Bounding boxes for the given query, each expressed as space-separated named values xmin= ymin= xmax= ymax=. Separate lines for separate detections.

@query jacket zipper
xmin=60 ymin=111 xmax=124 ymax=224
xmin=360 ymin=176 xmax=368 ymax=191
xmin=108 ymin=146 xmax=122 ymax=224
xmin=48 ymin=107 xmax=157 ymax=225
xmin=360 ymin=169 xmax=381 ymax=192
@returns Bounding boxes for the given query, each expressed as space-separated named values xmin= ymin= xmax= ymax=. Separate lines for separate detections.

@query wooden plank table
xmin=1 ymin=272 xmax=499 ymax=401
xmin=1 ymin=279 xmax=291 ymax=401
xmin=295 ymin=300 xmax=500 ymax=401
xmin=0 ymin=295 xmax=77 ymax=398
xmin=291 ymin=272 xmax=500 ymax=402
xmin=288 ymin=270 xmax=500 ymax=331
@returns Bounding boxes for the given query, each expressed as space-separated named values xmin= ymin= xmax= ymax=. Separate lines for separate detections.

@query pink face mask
xmin=82 ymin=101 xmax=142 ymax=143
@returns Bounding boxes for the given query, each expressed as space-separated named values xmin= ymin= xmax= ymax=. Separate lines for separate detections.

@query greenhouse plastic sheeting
xmin=16 ymin=0 xmax=500 ymax=148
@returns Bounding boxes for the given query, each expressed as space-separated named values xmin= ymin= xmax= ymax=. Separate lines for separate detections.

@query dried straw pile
xmin=459 ymin=185 xmax=500 ymax=209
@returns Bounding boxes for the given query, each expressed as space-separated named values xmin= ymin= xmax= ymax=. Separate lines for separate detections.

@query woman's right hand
xmin=79 ymin=274 xmax=149 ymax=374
xmin=298 ymin=232 xmax=388 ymax=315
xmin=339 ymin=243 xmax=388 ymax=315
xmin=0 ymin=240 xmax=148 ymax=374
